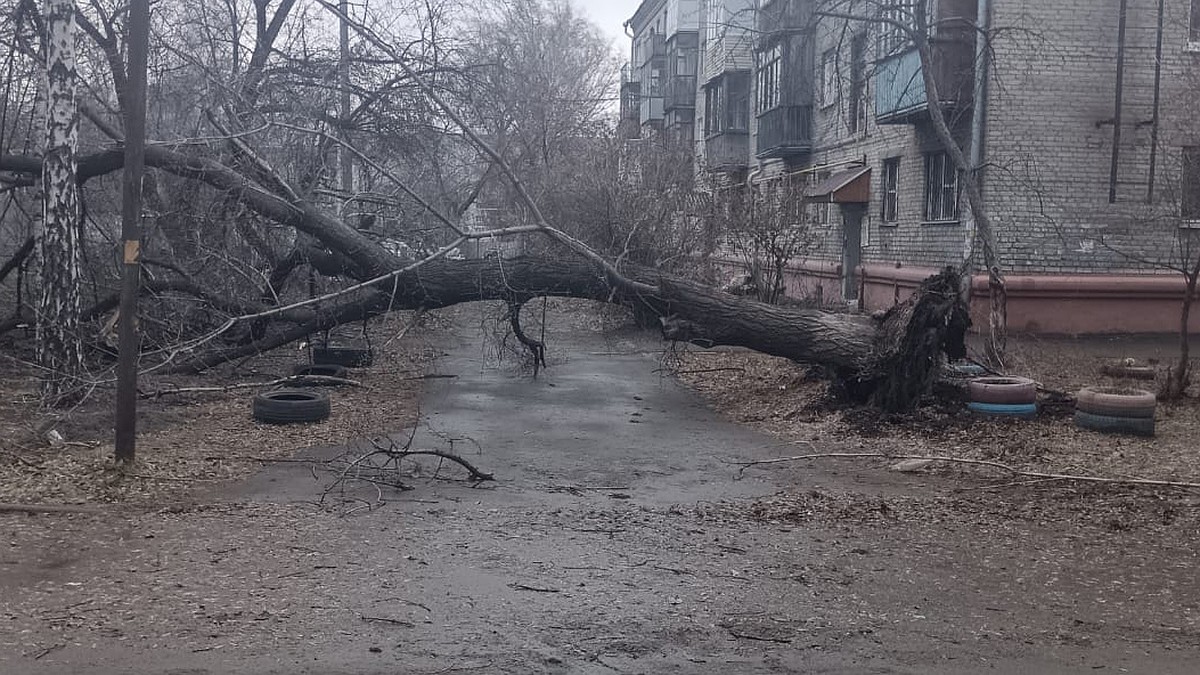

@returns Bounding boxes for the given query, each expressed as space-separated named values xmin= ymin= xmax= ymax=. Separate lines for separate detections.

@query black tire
xmin=292 ymin=363 xmax=350 ymax=379
xmin=1074 ymin=410 xmax=1155 ymax=437
xmin=253 ymin=389 xmax=331 ymax=424
xmin=1076 ymin=386 xmax=1156 ymax=419
xmin=312 ymin=347 xmax=373 ymax=368
xmin=968 ymin=377 xmax=1037 ymax=405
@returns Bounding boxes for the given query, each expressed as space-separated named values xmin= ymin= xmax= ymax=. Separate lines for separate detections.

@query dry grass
xmin=676 ymin=335 xmax=1200 ymax=485
xmin=0 ymin=311 xmax=434 ymax=506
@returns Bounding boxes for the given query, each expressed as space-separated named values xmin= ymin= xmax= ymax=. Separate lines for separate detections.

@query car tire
xmin=1074 ymin=410 xmax=1155 ymax=437
xmin=253 ymin=390 xmax=331 ymax=424
xmin=1075 ymin=386 xmax=1156 ymax=419
xmin=966 ymin=402 xmax=1038 ymax=419
xmin=967 ymin=377 xmax=1037 ymax=404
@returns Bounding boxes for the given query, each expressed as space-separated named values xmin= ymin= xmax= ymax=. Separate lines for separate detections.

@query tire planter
xmin=312 ymin=346 xmax=373 ymax=368
xmin=967 ymin=377 xmax=1037 ymax=405
xmin=967 ymin=402 xmax=1039 ymax=419
xmin=1075 ymin=410 xmax=1155 ymax=437
xmin=253 ymin=390 xmax=331 ymax=424
xmin=1075 ymin=386 xmax=1157 ymax=419
xmin=291 ymin=363 xmax=351 ymax=380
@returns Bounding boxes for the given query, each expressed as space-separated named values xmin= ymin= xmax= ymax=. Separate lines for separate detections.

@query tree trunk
xmin=910 ymin=1 xmax=1007 ymax=367
xmin=162 ymin=255 xmax=967 ymax=412
xmin=37 ymin=0 xmax=84 ymax=405
xmin=1167 ymin=274 xmax=1196 ymax=399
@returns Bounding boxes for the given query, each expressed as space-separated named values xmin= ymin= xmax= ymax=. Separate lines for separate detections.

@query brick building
xmin=624 ymin=0 xmax=1200 ymax=333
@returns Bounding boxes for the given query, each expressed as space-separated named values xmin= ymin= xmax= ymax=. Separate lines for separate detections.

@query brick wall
xmin=715 ymin=0 xmax=1200 ymax=277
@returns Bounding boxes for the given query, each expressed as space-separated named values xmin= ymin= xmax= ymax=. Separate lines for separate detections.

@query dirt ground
xmin=1 ymin=303 xmax=1199 ymax=674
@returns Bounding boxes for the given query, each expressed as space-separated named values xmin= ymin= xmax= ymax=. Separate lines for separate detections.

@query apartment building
xmin=625 ymin=0 xmax=1200 ymax=333
xmin=621 ymin=0 xmax=702 ymax=145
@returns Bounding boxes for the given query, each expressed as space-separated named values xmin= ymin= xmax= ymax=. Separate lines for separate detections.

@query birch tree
xmin=37 ymin=0 xmax=83 ymax=404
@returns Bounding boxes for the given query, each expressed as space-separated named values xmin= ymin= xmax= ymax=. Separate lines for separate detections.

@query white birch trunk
xmin=37 ymin=0 xmax=83 ymax=404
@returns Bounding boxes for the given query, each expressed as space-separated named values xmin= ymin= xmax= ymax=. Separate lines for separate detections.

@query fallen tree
xmin=0 ymin=0 xmax=970 ymax=414
xmin=0 ymin=148 xmax=969 ymax=414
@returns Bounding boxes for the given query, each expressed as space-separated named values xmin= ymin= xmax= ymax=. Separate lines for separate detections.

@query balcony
xmin=757 ymin=0 xmax=813 ymax=40
xmin=665 ymin=76 xmax=696 ymax=110
xmin=640 ymin=33 xmax=666 ymax=67
xmin=703 ymin=131 xmax=749 ymax=171
xmin=640 ymin=95 xmax=664 ymax=125
xmin=755 ymin=104 xmax=812 ymax=159
xmin=875 ymin=41 xmax=974 ymax=124
xmin=620 ymin=81 xmax=640 ymax=125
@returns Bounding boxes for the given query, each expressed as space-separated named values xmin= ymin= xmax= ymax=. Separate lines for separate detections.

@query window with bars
xmin=756 ymin=45 xmax=782 ymax=112
xmin=704 ymin=72 xmax=750 ymax=135
xmin=923 ymin=152 xmax=959 ymax=222
xmin=707 ymin=0 xmax=725 ymax=42
xmin=881 ymin=157 xmax=901 ymax=224
xmin=879 ymin=0 xmax=935 ymax=56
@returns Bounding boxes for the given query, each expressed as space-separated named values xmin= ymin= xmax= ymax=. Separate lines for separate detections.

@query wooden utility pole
xmin=339 ymin=0 xmax=353 ymax=198
xmin=114 ymin=0 xmax=150 ymax=463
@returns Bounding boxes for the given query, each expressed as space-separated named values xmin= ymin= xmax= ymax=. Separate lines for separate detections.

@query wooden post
xmin=114 ymin=0 xmax=150 ymax=463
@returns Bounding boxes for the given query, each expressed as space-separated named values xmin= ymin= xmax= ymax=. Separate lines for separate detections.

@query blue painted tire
xmin=950 ymin=362 xmax=987 ymax=376
xmin=967 ymin=402 xmax=1038 ymax=419
xmin=1075 ymin=410 xmax=1155 ymax=437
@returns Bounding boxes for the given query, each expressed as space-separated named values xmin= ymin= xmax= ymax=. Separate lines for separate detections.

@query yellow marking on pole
xmin=123 ymin=240 xmax=140 ymax=264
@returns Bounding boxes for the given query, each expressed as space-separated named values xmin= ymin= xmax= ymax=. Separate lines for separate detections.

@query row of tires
xmin=963 ymin=372 xmax=1156 ymax=436
xmin=251 ymin=362 xmax=358 ymax=424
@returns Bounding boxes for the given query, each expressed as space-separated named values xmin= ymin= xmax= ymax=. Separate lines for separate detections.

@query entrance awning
xmin=804 ymin=166 xmax=871 ymax=204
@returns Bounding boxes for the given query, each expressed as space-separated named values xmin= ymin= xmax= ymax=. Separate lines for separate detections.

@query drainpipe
xmin=744 ymin=161 xmax=766 ymax=288
xmin=966 ymin=0 xmax=992 ymax=269
xmin=1109 ymin=0 xmax=1129 ymax=203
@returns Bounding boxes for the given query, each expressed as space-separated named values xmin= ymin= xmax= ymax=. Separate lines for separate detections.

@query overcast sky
xmin=576 ymin=0 xmax=642 ymax=56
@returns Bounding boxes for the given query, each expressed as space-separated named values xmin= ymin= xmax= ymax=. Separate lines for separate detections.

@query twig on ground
xmin=732 ymin=451 xmax=1200 ymax=490
xmin=724 ymin=629 xmax=792 ymax=644
xmin=141 ymin=375 xmax=361 ymax=398
xmin=360 ymin=615 xmax=415 ymax=627
xmin=653 ymin=367 xmax=747 ymax=375
xmin=508 ymin=582 xmax=561 ymax=593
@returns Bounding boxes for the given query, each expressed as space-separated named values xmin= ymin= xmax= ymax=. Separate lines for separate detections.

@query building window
xmin=756 ymin=45 xmax=782 ymax=112
xmin=704 ymin=80 xmax=725 ymax=136
xmin=704 ymin=73 xmax=749 ymax=136
xmin=847 ymin=33 xmax=868 ymax=133
xmin=1183 ymin=146 xmax=1200 ymax=221
xmin=879 ymin=0 xmax=936 ymax=55
xmin=881 ymin=157 xmax=901 ymax=223
xmin=1192 ymin=0 xmax=1200 ymax=44
xmin=706 ymin=0 xmax=725 ymax=42
xmin=924 ymin=152 xmax=959 ymax=222
xmin=821 ymin=49 xmax=838 ymax=109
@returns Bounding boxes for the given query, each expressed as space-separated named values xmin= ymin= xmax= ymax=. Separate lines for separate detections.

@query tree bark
xmin=37 ymin=0 xmax=84 ymax=404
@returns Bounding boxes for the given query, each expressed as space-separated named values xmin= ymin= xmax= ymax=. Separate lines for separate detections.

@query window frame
xmin=847 ymin=33 xmax=869 ymax=134
xmin=881 ymin=157 xmax=901 ymax=224
xmin=756 ymin=44 xmax=783 ymax=113
xmin=879 ymin=0 xmax=937 ymax=56
xmin=1191 ymin=0 xmax=1200 ymax=49
xmin=1182 ymin=146 xmax=1200 ymax=224
xmin=923 ymin=151 xmax=960 ymax=223
xmin=820 ymin=48 xmax=838 ymax=109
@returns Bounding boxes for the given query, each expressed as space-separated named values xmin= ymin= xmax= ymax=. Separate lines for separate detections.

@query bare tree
xmin=0 ymin=0 xmax=974 ymax=414
xmin=813 ymin=0 xmax=1008 ymax=364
